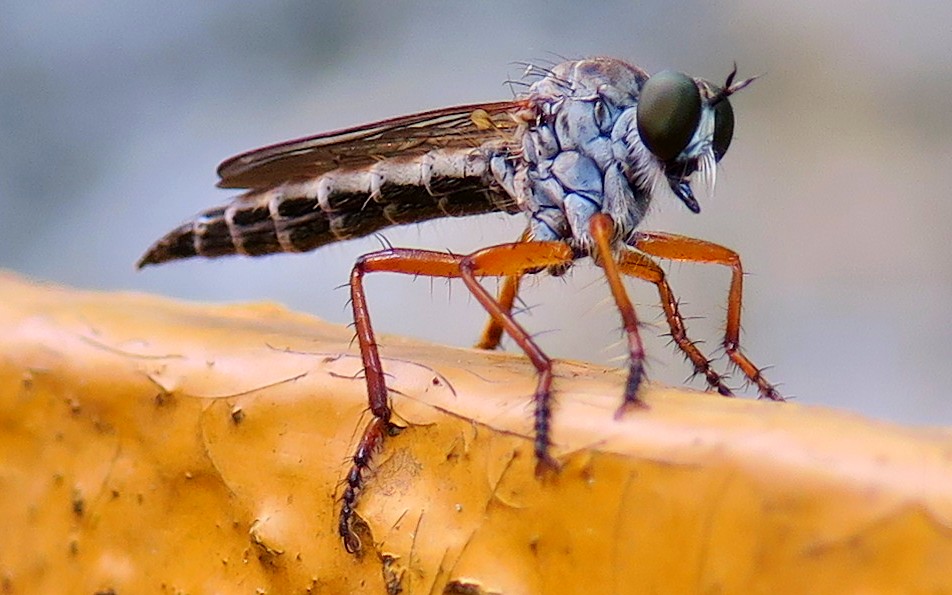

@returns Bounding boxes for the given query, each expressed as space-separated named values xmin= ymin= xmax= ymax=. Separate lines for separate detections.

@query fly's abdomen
xmin=137 ymin=148 xmax=516 ymax=268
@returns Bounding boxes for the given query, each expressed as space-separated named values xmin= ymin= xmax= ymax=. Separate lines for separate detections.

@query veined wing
xmin=217 ymin=100 xmax=525 ymax=190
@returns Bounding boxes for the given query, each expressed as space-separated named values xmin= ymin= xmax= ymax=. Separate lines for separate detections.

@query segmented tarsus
xmin=338 ymin=416 xmax=390 ymax=554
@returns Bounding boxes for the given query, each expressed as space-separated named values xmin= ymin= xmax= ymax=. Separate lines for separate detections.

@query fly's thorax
xmin=486 ymin=57 xmax=748 ymax=256
xmin=490 ymin=58 xmax=660 ymax=254
xmin=529 ymin=57 xmax=646 ymax=108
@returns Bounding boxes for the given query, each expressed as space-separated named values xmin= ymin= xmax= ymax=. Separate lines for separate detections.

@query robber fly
xmin=139 ymin=56 xmax=783 ymax=553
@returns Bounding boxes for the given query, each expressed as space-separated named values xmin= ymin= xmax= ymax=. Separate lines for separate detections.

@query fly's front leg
xmin=342 ymin=248 xmax=464 ymax=554
xmin=634 ymin=232 xmax=783 ymax=401
xmin=615 ymin=250 xmax=733 ymax=397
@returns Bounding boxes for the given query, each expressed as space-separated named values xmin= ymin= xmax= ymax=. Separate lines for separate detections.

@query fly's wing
xmin=216 ymin=100 xmax=525 ymax=190
xmin=137 ymin=100 xmax=527 ymax=267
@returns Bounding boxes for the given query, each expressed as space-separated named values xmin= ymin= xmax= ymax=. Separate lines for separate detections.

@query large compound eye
xmin=712 ymin=94 xmax=735 ymax=161
xmin=637 ymin=71 xmax=701 ymax=162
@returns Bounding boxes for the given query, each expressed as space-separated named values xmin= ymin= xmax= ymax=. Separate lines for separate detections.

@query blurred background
xmin=2 ymin=1 xmax=950 ymax=425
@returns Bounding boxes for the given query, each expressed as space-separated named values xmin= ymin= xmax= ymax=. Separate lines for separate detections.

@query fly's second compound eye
xmin=636 ymin=71 xmax=701 ymax=162
xmin=712 ymin=92 xmax=735 ymax=161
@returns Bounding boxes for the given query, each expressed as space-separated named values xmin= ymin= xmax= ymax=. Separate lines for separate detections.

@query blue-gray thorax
xmin=489 ymin=57 xmax=717 ymax=257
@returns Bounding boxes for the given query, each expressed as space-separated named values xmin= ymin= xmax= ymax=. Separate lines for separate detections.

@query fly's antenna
xmin=710 ymin=62 xmax=761 ymax=107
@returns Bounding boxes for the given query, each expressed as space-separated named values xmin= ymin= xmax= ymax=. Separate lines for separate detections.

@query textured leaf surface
xmin=1 ymin=271 xmax=950 ymax=594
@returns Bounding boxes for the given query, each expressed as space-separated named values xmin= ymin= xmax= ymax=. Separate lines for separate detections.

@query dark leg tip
xmin=717 ymin=384 xmax=735 ymax=397
xmin=534 ymin=453 xmax=561 ymax=479
xmin=614 ymin=396 xmax=649 ymax=420
xmin=624 ymin=361 xmax=646 ymax=403
xmin=758 ymin=388 xmax=786 ymax=402
xmin=342 ymin=533 xmax=361 ymax=555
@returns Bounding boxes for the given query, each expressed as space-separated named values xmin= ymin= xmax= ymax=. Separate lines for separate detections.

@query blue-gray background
xmin=3 ymin=1 xmax=950 ymax=425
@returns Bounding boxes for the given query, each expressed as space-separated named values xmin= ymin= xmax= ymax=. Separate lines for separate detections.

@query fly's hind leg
xmin=459 ymin=241 xmax=575 ymax=476
xmin=474 ymin=230 xmax=531 ymax=351
xmin=342 ymin=248 xmax=466 ymax=554
xmin=474 ymin=273 xmax=520 ymax=350
xmin=341 ymin=242 xmax=573 ymax=554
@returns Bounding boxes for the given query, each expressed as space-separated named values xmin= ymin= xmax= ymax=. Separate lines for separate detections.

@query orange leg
xmin=615 ymin=249 xmax=733 ymax=396
xmin=474 ymin=229 xmax=532 ymax=351
xmin=473 ymin=273 xmax=520 ymax=350
xmin=341 ymin=242 xmax=573 ymax=553
xmin=589 ymin=214 xmax=650 ymax=413
xmin=633 ymin=231 xmax=783 ymax=401
xmin=458 ymin=242 xmax=574 ymax=474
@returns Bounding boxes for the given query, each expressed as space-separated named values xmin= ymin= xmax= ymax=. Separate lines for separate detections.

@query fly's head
xmin=500 ymin=58 xmax=757 ymax=251
xmin=634 ymin=65 xmax=758 ymax=214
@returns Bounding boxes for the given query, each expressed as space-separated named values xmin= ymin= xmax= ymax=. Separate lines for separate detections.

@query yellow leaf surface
xmin=0 ymin=271 xmax=950 ymax=594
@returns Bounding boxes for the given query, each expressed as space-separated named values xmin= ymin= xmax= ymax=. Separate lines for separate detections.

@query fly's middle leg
xmin=588 ymin=214 xmax=652 ymax=415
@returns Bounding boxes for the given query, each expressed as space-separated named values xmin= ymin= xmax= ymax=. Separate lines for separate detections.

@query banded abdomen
xmin=137 ymin=147 xmax=518 ymax=268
